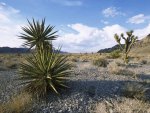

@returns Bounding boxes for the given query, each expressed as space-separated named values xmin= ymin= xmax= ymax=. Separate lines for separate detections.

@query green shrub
xmin=109 ymin=50 xmax=121 ymax=59
xmin=93 ymin=58 xmax=108 ymax=67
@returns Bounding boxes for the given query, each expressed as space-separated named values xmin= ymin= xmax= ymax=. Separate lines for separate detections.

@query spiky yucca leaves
xmin=18 ymin=48 xmax=72 ymax=97
xmin=19 ymin=18 xmax=57 ymax=50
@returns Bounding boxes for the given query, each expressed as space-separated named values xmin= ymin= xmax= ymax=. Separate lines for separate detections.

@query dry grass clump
xmin=94 ymin=98 xmax=150 ymax=113
xmin=0 ymin=92 xmax=33 ymax=113
xmin=68 ymin=56 xmax=79 ymax=62
xmin=122 ymin=82 xmax=148 ymax=100
xmin=93 ymin=58 xmax=108 ymax=67
xmin=108 ymin=61 xmax=136 ymax=77
xmin=140 ymin=59 xmax=148 ymax=64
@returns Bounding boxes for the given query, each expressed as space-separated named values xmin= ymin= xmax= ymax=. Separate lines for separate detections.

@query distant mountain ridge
xmin=0 ymin=47 xmax=67 ymax=53
xmin=97 ymin=34 xmax=150 ymax=54
xmin=0 ymin=47 xmax=28 ymax=53
xmin=97 ymin=44 xmax=122 ymax=53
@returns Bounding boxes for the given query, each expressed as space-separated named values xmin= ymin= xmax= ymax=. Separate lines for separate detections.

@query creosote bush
xmin=109 ymin=50 xmax=121 ymax=59
xmin=18 ymin=18 xmax=72 ymax=97
xmin=93 ymin=58 xmax=108 ymax=67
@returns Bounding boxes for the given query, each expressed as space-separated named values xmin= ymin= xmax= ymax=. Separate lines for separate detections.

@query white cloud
xmin=127 ymin=14 xmax=150 ymax=24
xmin=0 ymin=2 xmax=24 ymax=47
xmin=102 ymin=7 xmax=125 ymax=17
xmin=54 ymin=23 xmax=150 ymax=53
xmin=50 ymin=0 xmax=82 ymax=6
xmin=134 ymin=24 xmax=150 ymax=39
xmin=54 ymin=24 xmax=127 ymax=53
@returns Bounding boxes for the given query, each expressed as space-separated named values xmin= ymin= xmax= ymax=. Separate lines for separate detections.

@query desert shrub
xmin=140 ymin=59 xmax=147 ymax=64
xmin=80 ymin=58 xmax=89 ymax=62
xmin=94 ymin=98 xmax=150 ymax=113
xmin=7 ymin=63 xmax=18 ymax=69
xmin=0 ymin=92 xmax=32 ymax=113
xmin=71 ymin=58 xmax=78 ymax=62
xmin=109 ymin=50 xmax=121 ymax=59
xmin=122 ymin=82 xmax=148 ymax=100
xmin=93 ymin=58 xmax=108 ymax=67
xmin=18 ymin=19 xmax=72 ymax=97
xmin=108 ymin=61 xmax=136 ymax=77
xmin=4 ymin=61 xmax=19 ymax=69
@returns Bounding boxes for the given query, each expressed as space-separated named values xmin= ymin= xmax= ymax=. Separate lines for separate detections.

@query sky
xmin=0 ymin=0 xmax=150 ymax=53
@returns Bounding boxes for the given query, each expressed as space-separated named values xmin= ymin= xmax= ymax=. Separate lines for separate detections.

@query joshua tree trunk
xmin=124 ymin=53 xmax=129 ymax=64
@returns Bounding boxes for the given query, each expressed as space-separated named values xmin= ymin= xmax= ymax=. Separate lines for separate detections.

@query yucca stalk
xmin=18 ymin=48 xmax=72 ymax=97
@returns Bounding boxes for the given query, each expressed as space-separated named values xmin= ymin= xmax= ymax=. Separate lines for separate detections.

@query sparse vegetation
xmin=140 ymin=59 xmax=147 ymax=64
xmin=94 ymin=98 xmax=150 ymax=113
xmin=122 ymin=82 xmax=148 ymax=100
xmin=93 ymin=58 xmax=108 ymax=67
xmin=109 ymin=49 xmax=121 ymax=59
xmin=0 ymin=92 xmax=32 ymax=113
xmin=108 ymin=61 xmax=136 ymax=77
xmin=0 ymin=18 xmax=150 ymax=112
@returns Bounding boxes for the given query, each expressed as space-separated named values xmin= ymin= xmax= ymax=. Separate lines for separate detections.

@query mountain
xmin=130 ymin=34 xmax=150 ymax=56
xmin=97 ymin=44 xmax=122 ymax=53
xmin=0 ymin=47 xmax=29 ymax=53
xmin=0 ymin=47 xmax=68 ymax=54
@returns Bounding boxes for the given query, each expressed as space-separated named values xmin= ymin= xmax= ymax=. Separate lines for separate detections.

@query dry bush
xmin=108 ymin=61 xmax=136 ymax=77
xmin=93 ymin=58 xmax=108 ymax=67
xmin=94 ymin=98 xmax=150 ymax=113
xmin=122 ymin=82 xmax=148 ymax=100
xmin=140 ymin=59 xmax=147 ymax=64
xmin=109 ymin=50 xmax=121 ymax=59
xmin=0 ymin=92 xmax=33 ymax=113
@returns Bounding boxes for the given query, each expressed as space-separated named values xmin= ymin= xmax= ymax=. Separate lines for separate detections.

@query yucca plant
xmin=19 ymin=18 xmax=57 ymax=51
xmin=18 ymin=19 xmax=72 ymax=97
xmin=18 ymin=48 xmax=72 ymax=96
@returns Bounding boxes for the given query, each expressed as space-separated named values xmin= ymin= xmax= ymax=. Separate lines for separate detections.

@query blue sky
xmin=0 ymin=0 xmax=150 ymax=52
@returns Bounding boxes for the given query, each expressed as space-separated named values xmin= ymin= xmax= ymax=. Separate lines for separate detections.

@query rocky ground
xmin=0 ymin=60 xmax=150 ymax=113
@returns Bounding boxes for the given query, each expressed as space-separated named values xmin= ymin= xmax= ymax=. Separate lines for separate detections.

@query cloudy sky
xmin=0 ymin=0 xmax=150 ymax=53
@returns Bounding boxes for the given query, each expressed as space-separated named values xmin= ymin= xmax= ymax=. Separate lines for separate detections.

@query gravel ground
xmin=0 ymin=61 xmax=150 ymax=113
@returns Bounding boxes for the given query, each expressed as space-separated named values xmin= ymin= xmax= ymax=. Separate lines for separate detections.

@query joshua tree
xmin=18 ymin=19 xmax=72 ymax=97
xmin=114 ymin=30 xmax=138 ymax=64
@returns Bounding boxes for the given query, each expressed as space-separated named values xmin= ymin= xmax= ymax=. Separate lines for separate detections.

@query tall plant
xmin=18 ymin=19 xmax=72 ymax=97
xmin=19 ymin=18 xmax=57 ymax=51
xmin=114 ymin=30 xmax=138 ymax=64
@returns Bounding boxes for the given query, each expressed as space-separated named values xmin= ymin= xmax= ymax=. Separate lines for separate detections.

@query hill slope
xmin=130 ymin=34 xmax=150 ymax=56
xmin=97 ymin=34 xmax=150 ymax=56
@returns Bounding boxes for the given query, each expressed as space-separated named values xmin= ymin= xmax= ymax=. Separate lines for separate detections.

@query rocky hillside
xmin=97 ymin=34 xmax=150 ymax=55
xmin=131 ymin=34 xmax=150 ymax=55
